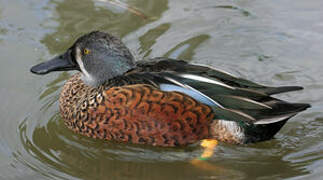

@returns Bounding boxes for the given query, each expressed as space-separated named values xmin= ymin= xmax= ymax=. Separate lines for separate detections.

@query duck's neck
xmin=80 ymin=56 xmax=136 ymax=87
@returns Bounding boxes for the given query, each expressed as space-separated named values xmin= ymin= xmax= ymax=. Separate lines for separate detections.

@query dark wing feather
xmin=127 ymin=58 xmax=310 ymax=125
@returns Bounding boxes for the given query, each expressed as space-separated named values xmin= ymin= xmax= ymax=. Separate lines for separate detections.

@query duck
xmin=30 ymin=31 xmax=310 ymax=150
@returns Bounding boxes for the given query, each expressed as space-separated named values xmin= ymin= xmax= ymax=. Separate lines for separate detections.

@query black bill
xmin=30 ymin=50 xmax=79 ymax=75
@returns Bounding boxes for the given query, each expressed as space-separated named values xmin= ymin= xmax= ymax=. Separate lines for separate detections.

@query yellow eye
xmin=83 ymin=48 xmax=90 ymax=55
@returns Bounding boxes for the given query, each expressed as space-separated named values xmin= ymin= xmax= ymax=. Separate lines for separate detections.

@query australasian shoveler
xmin=30 ymin=31 xmax=310 ymax=153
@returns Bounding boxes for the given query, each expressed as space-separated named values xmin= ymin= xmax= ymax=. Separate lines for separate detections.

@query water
xmin=0 ymin=0 xmax=322 ymax=179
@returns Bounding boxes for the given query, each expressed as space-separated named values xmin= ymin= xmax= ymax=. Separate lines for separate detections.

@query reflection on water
xmin=0 ymin=8 xmax=7 ymax=42
xmin=41 ymin=0 xmax=167 ymax=54
xmin=164 ymin=34 xmax=210 ymax=60
xmin=214 ymin=5 xmax=252 ymax=17
xmin=139 ymin=23 xmax=171 ymax=57
xmin=0 ymin=0 xmax=322 ymax=179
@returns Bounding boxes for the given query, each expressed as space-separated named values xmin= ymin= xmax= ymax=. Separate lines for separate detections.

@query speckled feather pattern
xmin=59 ymin=73 xmax=214 ymax=146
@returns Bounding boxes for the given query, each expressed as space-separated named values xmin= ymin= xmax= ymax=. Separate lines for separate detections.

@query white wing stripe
xmin=226 ymin=95 xmax=272 ymax=109
xmin=179 ymin=73 xmax=235 ymax=90
xmin=160 ymin=83 xmax=223 ymax=108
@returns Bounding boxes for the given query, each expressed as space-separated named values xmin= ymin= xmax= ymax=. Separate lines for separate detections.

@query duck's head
xmin=31 ymin=31 xmax=135 ymax=87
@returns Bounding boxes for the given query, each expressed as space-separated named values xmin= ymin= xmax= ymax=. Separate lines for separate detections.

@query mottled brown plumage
xmin=60 ymin=73 xmax=214 ymax=146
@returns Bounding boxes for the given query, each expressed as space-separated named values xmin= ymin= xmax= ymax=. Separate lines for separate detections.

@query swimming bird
xmin=30 ymin=31 xmax=310 ymax=150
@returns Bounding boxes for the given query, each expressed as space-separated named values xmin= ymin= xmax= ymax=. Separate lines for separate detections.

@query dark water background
xmin=0 ymin=0 xmax=322 ymax=179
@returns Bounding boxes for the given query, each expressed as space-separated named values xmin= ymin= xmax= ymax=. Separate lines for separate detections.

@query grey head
xmin=30 ymin=31 xmax=136 ymax=87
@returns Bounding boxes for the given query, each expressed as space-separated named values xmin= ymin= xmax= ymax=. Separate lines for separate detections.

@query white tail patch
xmin=218 ymin=120 xmax=245 ymax=141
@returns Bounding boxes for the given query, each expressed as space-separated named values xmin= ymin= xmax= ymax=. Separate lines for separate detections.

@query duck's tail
xmin=241 ymin=102 xmax=310 ymax=143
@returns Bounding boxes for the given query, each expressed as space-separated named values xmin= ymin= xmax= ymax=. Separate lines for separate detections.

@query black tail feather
xmin=261 ymin=86 xmax=304 ymax=95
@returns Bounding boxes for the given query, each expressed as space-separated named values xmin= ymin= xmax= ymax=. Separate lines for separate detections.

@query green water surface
xmin=0 ymin=0 xmax=322 ymax=179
